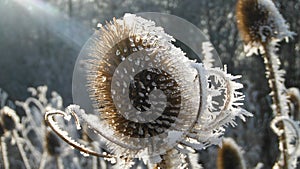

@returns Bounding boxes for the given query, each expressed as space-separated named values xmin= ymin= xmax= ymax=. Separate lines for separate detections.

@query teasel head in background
xmin=236 ymin=0 xmax=295 ymax=56
xmin=45 ymin=13 xmax=252 ymax=168
xmin=217 ymin=138 xmax=246 ymax=169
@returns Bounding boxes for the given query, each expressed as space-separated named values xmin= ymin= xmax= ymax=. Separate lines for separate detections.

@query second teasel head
xmin=236 ymin=0 xmax=295 ymax=55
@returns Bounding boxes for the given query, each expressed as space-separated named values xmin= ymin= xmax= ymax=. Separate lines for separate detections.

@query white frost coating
xmin=202 ymin=41 xmax=215 ymax=68
xmin=45 ymin=107 xmax=116 ymax=159
xmin=243 ymin=0 xmax=295 ymax=56
xmin=257 ymin=0 xmax=295 ymax=41
xmin=1 ymin=137 xmax=9 ymax=169
xmin=167 ymin=131 xmax=184 ymax=145
xmin=1 ymin=106 xmax=22 ymax=130
xmin=122 ymin=13 xmax=174 ymax=45
xmin=265 ymin=41 xmax=290 ymax=117
xmin=188 ymin=153 xmax=203 ymax=169
xmin=244 ymin=42 xmax=265 ymax=57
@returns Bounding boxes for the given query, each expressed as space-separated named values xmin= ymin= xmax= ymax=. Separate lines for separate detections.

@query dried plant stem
xmin=13 ymin=130 xmax=32 ymax=169
xmin=92 ymin=156 xmax=97 ymax=169
xmin=1 ymin=137 xmax=9 ymax=169
xmin=39 ymin=152 xmax=47 ymax=169
xmin=21 ymin=134 xmax=41 ymax=160
xmin=262 ymin=42 xmax=289 ymax=169
xmin=56 ymin=156 xmax=64 ymax=169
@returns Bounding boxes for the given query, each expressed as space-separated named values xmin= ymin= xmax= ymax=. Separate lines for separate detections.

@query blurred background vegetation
xmin=0 ymin=0 xmax=299 ymax=168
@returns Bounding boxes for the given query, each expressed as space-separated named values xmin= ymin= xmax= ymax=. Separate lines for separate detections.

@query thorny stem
xmin=1 ymin=137 xmax=9 ymax=169
xmin=262 ymin=42 xmax=289 ymax=169
xmin=13 ymin=130 xmax=32 ymax=169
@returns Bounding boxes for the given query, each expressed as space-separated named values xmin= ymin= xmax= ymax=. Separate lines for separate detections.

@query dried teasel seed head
xmin=236 ymin=0 xmax=294 ymax=55
xmin=85 ymin=13 xmax=200 ymax=159
xmin=217 ymin=138 xmax=246 ymax=169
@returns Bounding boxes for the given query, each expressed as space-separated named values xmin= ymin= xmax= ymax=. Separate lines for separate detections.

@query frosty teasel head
xmin=236 ymin=0 xmax=295 ymax=56
xmin=45 ymin=13 xmax=251 ymax=165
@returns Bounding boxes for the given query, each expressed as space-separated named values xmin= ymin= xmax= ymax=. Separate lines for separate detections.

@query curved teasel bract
xmin=45 ymin=13 xmax=251 ymax=166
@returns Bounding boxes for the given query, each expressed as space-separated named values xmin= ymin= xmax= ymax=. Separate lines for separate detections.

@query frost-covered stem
xmin=12 ymin=130 xmax=32 ymax=169
xmin=56 ymin=156 xmax=64 ymax=169
xmin=262 ymin=43 xmax=282 ymax=115
xmin=20 ymin=134 xmax=41 ymax=159
xmin=16 ymin=97 xmax=46 ymax=127
xmin=38 ymin=152 xmax=47 ymax=169
xmin=262 ymin=42 xmax=289 ymax=169
xmin=92 ymin=156 xmax=98 ymax=169
xmin=1 ymin=137 xmax=9 ymax=169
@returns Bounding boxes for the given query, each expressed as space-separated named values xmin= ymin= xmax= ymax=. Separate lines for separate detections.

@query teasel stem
xmin=1 ymin=136 xmax=9 ymax=169
xmin=12 ymin=130 xmax=32 ymax=169
xmin=56 ymin=156 xmax=63 ymax=169
xmin=261 ymin=42 xmax=289 ymax=169
xmin=16 ymin=97 xmax=46 ymax=128
xmin=38 ymin=152 xmax=47 ymax=169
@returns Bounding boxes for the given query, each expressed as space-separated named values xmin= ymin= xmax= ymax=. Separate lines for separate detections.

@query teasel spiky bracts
xmin=45 ymin=13 xmax=251 ymax=167
xmin=236 ymin=0 xmax=297 ymax=168
xmin=217 ymin=138 xmax=246 ymax=169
